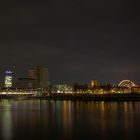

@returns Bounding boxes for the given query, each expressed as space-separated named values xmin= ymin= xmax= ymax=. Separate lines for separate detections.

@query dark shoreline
xmin=38 ymin=93 xmax=140 ymax=101
xmin=1 ymin=93 xmax=140 ymax=101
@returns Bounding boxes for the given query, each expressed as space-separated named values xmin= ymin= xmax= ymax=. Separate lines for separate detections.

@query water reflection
xmin=0 ymin=100 xmax=12 ymax=140
xmin=0 ymin=100 xmax=140 ymax=140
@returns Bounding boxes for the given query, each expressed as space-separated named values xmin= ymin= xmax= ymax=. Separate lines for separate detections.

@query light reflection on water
xmin=0 ymin=100 xmax=140 ymax=140
xmin=0 ymin=100 xmax=12 ymax=140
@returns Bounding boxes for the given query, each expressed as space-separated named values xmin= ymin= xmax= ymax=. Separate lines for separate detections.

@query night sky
xmin=0 ymin=0 xmax=140 ymax=85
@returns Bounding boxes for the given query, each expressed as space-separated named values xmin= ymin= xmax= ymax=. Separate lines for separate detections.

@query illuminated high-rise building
xmin=5 ymin=70 xmax=13 ymax=88
xmin=28 ymin=66 xmax=48 ymax=88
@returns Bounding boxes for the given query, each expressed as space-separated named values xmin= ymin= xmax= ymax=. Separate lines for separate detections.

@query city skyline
xmin=0 ymin=65 xmax=140 ymax=86
xmin=0 ymin=67 xmax=139 ymax=87
xmin=0 ymin=0 xmax=140 ymax=84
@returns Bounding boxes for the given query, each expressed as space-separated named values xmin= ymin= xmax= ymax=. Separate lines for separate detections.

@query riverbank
xmin=40 ymin=93 xmax=140 ymax=101
xmin=1 ymin=93 xmax=140 ymax=101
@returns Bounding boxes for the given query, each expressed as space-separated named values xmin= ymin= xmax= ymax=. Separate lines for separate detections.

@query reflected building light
xmin=2 ymin=103 xmax=12 ymax=140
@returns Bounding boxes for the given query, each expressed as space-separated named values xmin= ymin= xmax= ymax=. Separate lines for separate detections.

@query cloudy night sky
xmin=0 ymin=0 xmax=140 ymax=85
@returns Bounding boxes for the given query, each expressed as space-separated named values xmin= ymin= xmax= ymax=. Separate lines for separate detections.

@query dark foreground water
xmin=0 ymin=100 xmax=140 ymax=140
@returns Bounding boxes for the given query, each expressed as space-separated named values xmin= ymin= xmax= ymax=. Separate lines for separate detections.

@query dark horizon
xmin=0 ymin=0 xmax=140 ymax=85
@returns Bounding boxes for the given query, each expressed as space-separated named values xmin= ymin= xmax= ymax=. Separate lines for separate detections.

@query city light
xmin=5 ymin=76 xmax=12 ymax=88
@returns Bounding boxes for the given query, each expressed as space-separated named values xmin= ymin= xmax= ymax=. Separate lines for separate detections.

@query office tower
xmin=5 ymin=70 xmax=13 ymax=88
xmin=28 ymin=66 xmax=48 ymax=88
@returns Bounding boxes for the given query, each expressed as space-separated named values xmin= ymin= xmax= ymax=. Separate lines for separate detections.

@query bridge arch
xmin=118 ymin=80 xmax=136 ymax=88
xmin=118 ymin=80 xmax=137 ymax=88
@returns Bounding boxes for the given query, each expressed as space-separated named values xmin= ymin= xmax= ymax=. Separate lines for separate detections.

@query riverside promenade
xmin=1 ymin=91 xmax=140 ymax=101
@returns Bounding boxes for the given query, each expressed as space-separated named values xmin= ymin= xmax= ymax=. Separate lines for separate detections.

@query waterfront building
xmin=28 ymin=66 xmax=48 ymax=88
xmin=52 ymin=84 xmax=73 ymax=93
xmin=14 ymin=78 xmax=37 ymax=88
xmin=4 ymin=70 xmax=13 ymax=88
xmin=90 ymin=80 xmax=98 ymax=87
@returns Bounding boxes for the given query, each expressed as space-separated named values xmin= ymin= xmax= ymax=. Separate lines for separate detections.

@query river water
xmin=0 ymin=99 xmax=140 ymax=140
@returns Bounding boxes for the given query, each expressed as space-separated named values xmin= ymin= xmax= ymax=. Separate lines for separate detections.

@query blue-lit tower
xmin=5 ymin=70 xmax=13 ymax=88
